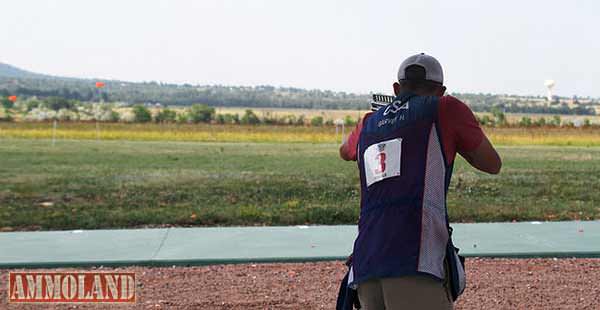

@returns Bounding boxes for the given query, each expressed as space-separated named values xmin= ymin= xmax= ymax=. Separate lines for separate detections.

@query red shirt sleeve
xmin=438 ymin=96 xmax=484 ymax=165
xmin=341 ymin=113 xmax=372 ymax=161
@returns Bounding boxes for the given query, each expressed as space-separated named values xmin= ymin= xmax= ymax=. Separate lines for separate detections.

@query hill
xmin=0 ymin=63 xmax=597 ymax=114
xmin=0 ymin=63 xmax=52 ymax=79
xmin=0 ymin=64 xmax=369 ymax=109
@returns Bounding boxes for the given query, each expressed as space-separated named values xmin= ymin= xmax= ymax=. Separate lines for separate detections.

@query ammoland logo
xmin=8 ymin=272 xmax=136 ymax=303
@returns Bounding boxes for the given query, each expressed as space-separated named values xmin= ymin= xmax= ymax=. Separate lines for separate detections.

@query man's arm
xmin=440 ymin=96 xmax=502 ymax=175
xmin=339 ymin=114 xmax=371 ymax=161
xmin=339 ymin=143 xmax=355 ymax=161
xmin=460 ymin=135 xmax=502 ymax=174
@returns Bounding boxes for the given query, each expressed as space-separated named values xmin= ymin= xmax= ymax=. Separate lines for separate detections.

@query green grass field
xmin=1 ymin=138 xmax=599 ymax=231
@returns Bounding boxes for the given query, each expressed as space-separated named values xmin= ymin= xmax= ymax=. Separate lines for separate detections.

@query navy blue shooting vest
xmin=349 ymin=92 xmax=454 ymax=286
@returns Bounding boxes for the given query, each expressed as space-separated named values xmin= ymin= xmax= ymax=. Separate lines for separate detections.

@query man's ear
xmin=436 ymin=86 xmax=447 ymax=97
xmin=393 ymin=82 xmax=401 ymax=96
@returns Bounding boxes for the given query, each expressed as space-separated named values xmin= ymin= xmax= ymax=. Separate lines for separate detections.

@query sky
xmin=1 ymin=0 xmax=599 ymax=97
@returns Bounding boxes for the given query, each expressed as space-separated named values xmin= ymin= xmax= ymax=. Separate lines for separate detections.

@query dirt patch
xmin=1 ymin=258 xmax=599 ymax=309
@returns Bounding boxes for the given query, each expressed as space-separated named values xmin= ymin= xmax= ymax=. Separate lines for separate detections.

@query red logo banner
xmin=8 ymin=272 xmax=136 ymax=303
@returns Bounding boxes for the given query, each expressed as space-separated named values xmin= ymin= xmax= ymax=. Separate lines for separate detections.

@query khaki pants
xmin=357 ymin=275 xmax=453 ymax=310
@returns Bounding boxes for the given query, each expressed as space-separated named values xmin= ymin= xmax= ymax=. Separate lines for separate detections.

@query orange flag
xmin=8 ymin=95 xmax=17 ymax=102
xmin=95 ymin=82 xmax=105 ymax=88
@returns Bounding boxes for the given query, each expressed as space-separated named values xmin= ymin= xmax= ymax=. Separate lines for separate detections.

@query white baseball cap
xmin=397 ymin=53 xmax=444 ymax=84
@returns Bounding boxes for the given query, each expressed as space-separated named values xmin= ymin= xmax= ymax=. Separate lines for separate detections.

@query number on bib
xmin=363 ymin=138 xmax=402 ymax=187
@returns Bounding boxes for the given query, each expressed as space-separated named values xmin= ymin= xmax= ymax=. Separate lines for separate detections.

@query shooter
xmin=338 ymin=53 xmax=502 ymax=309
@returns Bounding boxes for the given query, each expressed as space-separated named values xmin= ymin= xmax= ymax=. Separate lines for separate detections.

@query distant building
xmin=567 ymin=98 xmax=579 ymax=109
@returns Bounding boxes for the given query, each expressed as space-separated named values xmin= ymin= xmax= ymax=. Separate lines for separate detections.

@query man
xmin=339 ymin=53 xmax=501 ymax=309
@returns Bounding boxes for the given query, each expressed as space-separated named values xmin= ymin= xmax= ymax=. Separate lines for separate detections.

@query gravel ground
xmin=2 ymin=258 xmax=599 ymax=309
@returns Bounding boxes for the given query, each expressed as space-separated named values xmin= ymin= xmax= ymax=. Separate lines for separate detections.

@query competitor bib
xmin=363 ymin=138 xmax=402 ymax=187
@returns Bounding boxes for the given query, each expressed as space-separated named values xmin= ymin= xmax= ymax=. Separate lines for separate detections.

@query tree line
xmin=2 ymin=95 xmax=598 ymax=129
xmin=0 ymin=96 xmax=360 ymax=126
xmin=1 ymin=76 xmax=596 ymax=115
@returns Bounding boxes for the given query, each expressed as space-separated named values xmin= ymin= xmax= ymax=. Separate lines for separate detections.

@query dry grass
xmin=213 ymin=107 xmax=367 ymax=121
xmin=1 ymin=122 xmax=600 ymax=146
xmin=0 ymin=122 xmax=339 ymax=143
